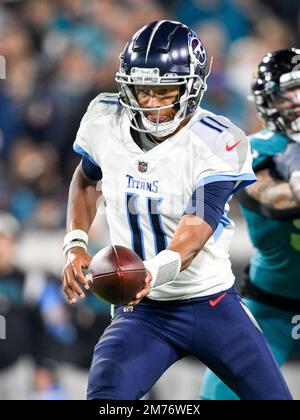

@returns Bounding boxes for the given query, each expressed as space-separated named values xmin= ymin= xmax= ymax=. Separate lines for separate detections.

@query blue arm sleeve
xmin=81 ymin=157 xmax=103 ymax=181
xmin=184 ymin=181 xmax=236 ymax=231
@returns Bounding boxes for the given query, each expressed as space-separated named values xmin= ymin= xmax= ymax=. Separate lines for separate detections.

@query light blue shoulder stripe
xmin=197 ymin=173 xmax=256 ymax=193
xmin=73 ymin=143 xmax=100 ymax=167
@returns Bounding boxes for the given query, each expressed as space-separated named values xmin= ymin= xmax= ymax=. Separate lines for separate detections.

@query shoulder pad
xmin=83 ymin=93 xmax=121 ymax=123
xmin=191 ymin=112 xmax=249 ymax=173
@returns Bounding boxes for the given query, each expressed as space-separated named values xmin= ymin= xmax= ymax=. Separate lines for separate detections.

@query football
xmin=86 ymin=245 xmax=146 ymax=304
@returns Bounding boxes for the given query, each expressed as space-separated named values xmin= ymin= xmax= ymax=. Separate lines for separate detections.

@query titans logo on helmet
xmin=190 ymin=31 xmax=207 ymax=68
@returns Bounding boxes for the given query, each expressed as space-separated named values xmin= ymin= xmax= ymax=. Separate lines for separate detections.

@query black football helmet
xmin=115 ymin=20 xmax=208 ymax=137
xmin=251 ymin=48 xmax=300 ymax=141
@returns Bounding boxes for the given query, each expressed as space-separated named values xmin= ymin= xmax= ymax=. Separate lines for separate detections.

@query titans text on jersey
xmin=126 ymin=174 xmax=159 ymax=193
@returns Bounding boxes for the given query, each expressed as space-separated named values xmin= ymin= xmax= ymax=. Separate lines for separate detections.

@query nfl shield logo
xmin=138 ymin=161 xmax=148 ymax=173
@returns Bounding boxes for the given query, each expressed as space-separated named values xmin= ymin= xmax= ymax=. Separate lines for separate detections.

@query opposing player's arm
xmin=62 ymin=158 xmax=102 ymax=304
xmin=273 ymin=142 xmax=300 ymax=205
xmin=245 ymin=169 xmax=299 ymax=210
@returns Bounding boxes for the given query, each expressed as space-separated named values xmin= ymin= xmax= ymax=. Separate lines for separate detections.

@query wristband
xmin=63 ymin=240 xmax=87 ymax=256
xmin=143 ymin=250 xmax=181 ymax=288
xmin=63 ymin=229 xmax=88 ymax=249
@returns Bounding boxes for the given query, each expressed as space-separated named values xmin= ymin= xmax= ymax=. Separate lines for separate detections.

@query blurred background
xmin=0 ymin=0 xmax=299 ymax=400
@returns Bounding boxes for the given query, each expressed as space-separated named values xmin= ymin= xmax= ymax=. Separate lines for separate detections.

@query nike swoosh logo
xmin=226 ymin=140 xmax=241 ymax=151
xmin=209 ymin=292 xmax=227 ymax=307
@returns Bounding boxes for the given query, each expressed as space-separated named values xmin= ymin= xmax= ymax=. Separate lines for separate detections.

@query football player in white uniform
xmin=61 ymin=21 xmax=292 ymax=400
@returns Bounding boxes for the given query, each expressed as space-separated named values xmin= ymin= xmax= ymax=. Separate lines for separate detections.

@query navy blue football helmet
xmin=251 ymin=48 xmax=300 ymax=140
xmin=115 ymin=20 xmax=208 ymax=137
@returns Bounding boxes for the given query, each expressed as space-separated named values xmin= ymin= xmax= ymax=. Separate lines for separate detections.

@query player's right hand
xmin=61 ymin=247 xmax=92 ymax=304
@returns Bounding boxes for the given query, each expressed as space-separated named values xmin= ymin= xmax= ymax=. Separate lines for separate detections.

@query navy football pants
xmin=87 ymin=287 xmax=292 ymax=400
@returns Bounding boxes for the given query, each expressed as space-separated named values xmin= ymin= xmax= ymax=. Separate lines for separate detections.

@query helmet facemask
xmin=116 ymin=67 xmax=206 ymax=137
xmin=253 ymin=69 xmax=300 ymax=142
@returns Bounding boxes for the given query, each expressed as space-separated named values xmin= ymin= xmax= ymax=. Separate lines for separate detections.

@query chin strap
xmin=140 ymin=114 xmax=182 ymax=138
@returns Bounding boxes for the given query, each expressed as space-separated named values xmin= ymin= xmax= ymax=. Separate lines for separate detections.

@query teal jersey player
xmin=245 ymin=130 xmax=300 ymax=299
xmin=201 ymin=49 xmax=300 ymax=400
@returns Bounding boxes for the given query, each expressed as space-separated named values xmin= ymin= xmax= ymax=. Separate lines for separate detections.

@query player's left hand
xmin=127 ymin=270 xmax=152 ymax=306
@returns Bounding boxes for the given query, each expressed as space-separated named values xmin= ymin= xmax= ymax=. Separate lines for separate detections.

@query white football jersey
xmin=73 ymin=93 xmax=256 ymax=300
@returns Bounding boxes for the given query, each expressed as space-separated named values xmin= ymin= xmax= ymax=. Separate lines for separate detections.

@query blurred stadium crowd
xmin=0 ymin=0 xmax=299 ymax=400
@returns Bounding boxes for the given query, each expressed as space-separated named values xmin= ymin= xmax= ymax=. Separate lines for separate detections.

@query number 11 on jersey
xmin=126 ymin=193 xmax=167 ymax=260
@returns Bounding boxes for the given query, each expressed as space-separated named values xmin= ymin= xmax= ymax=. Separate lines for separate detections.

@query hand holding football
xmin=86 ymin=245 xmax=146 ymax=304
